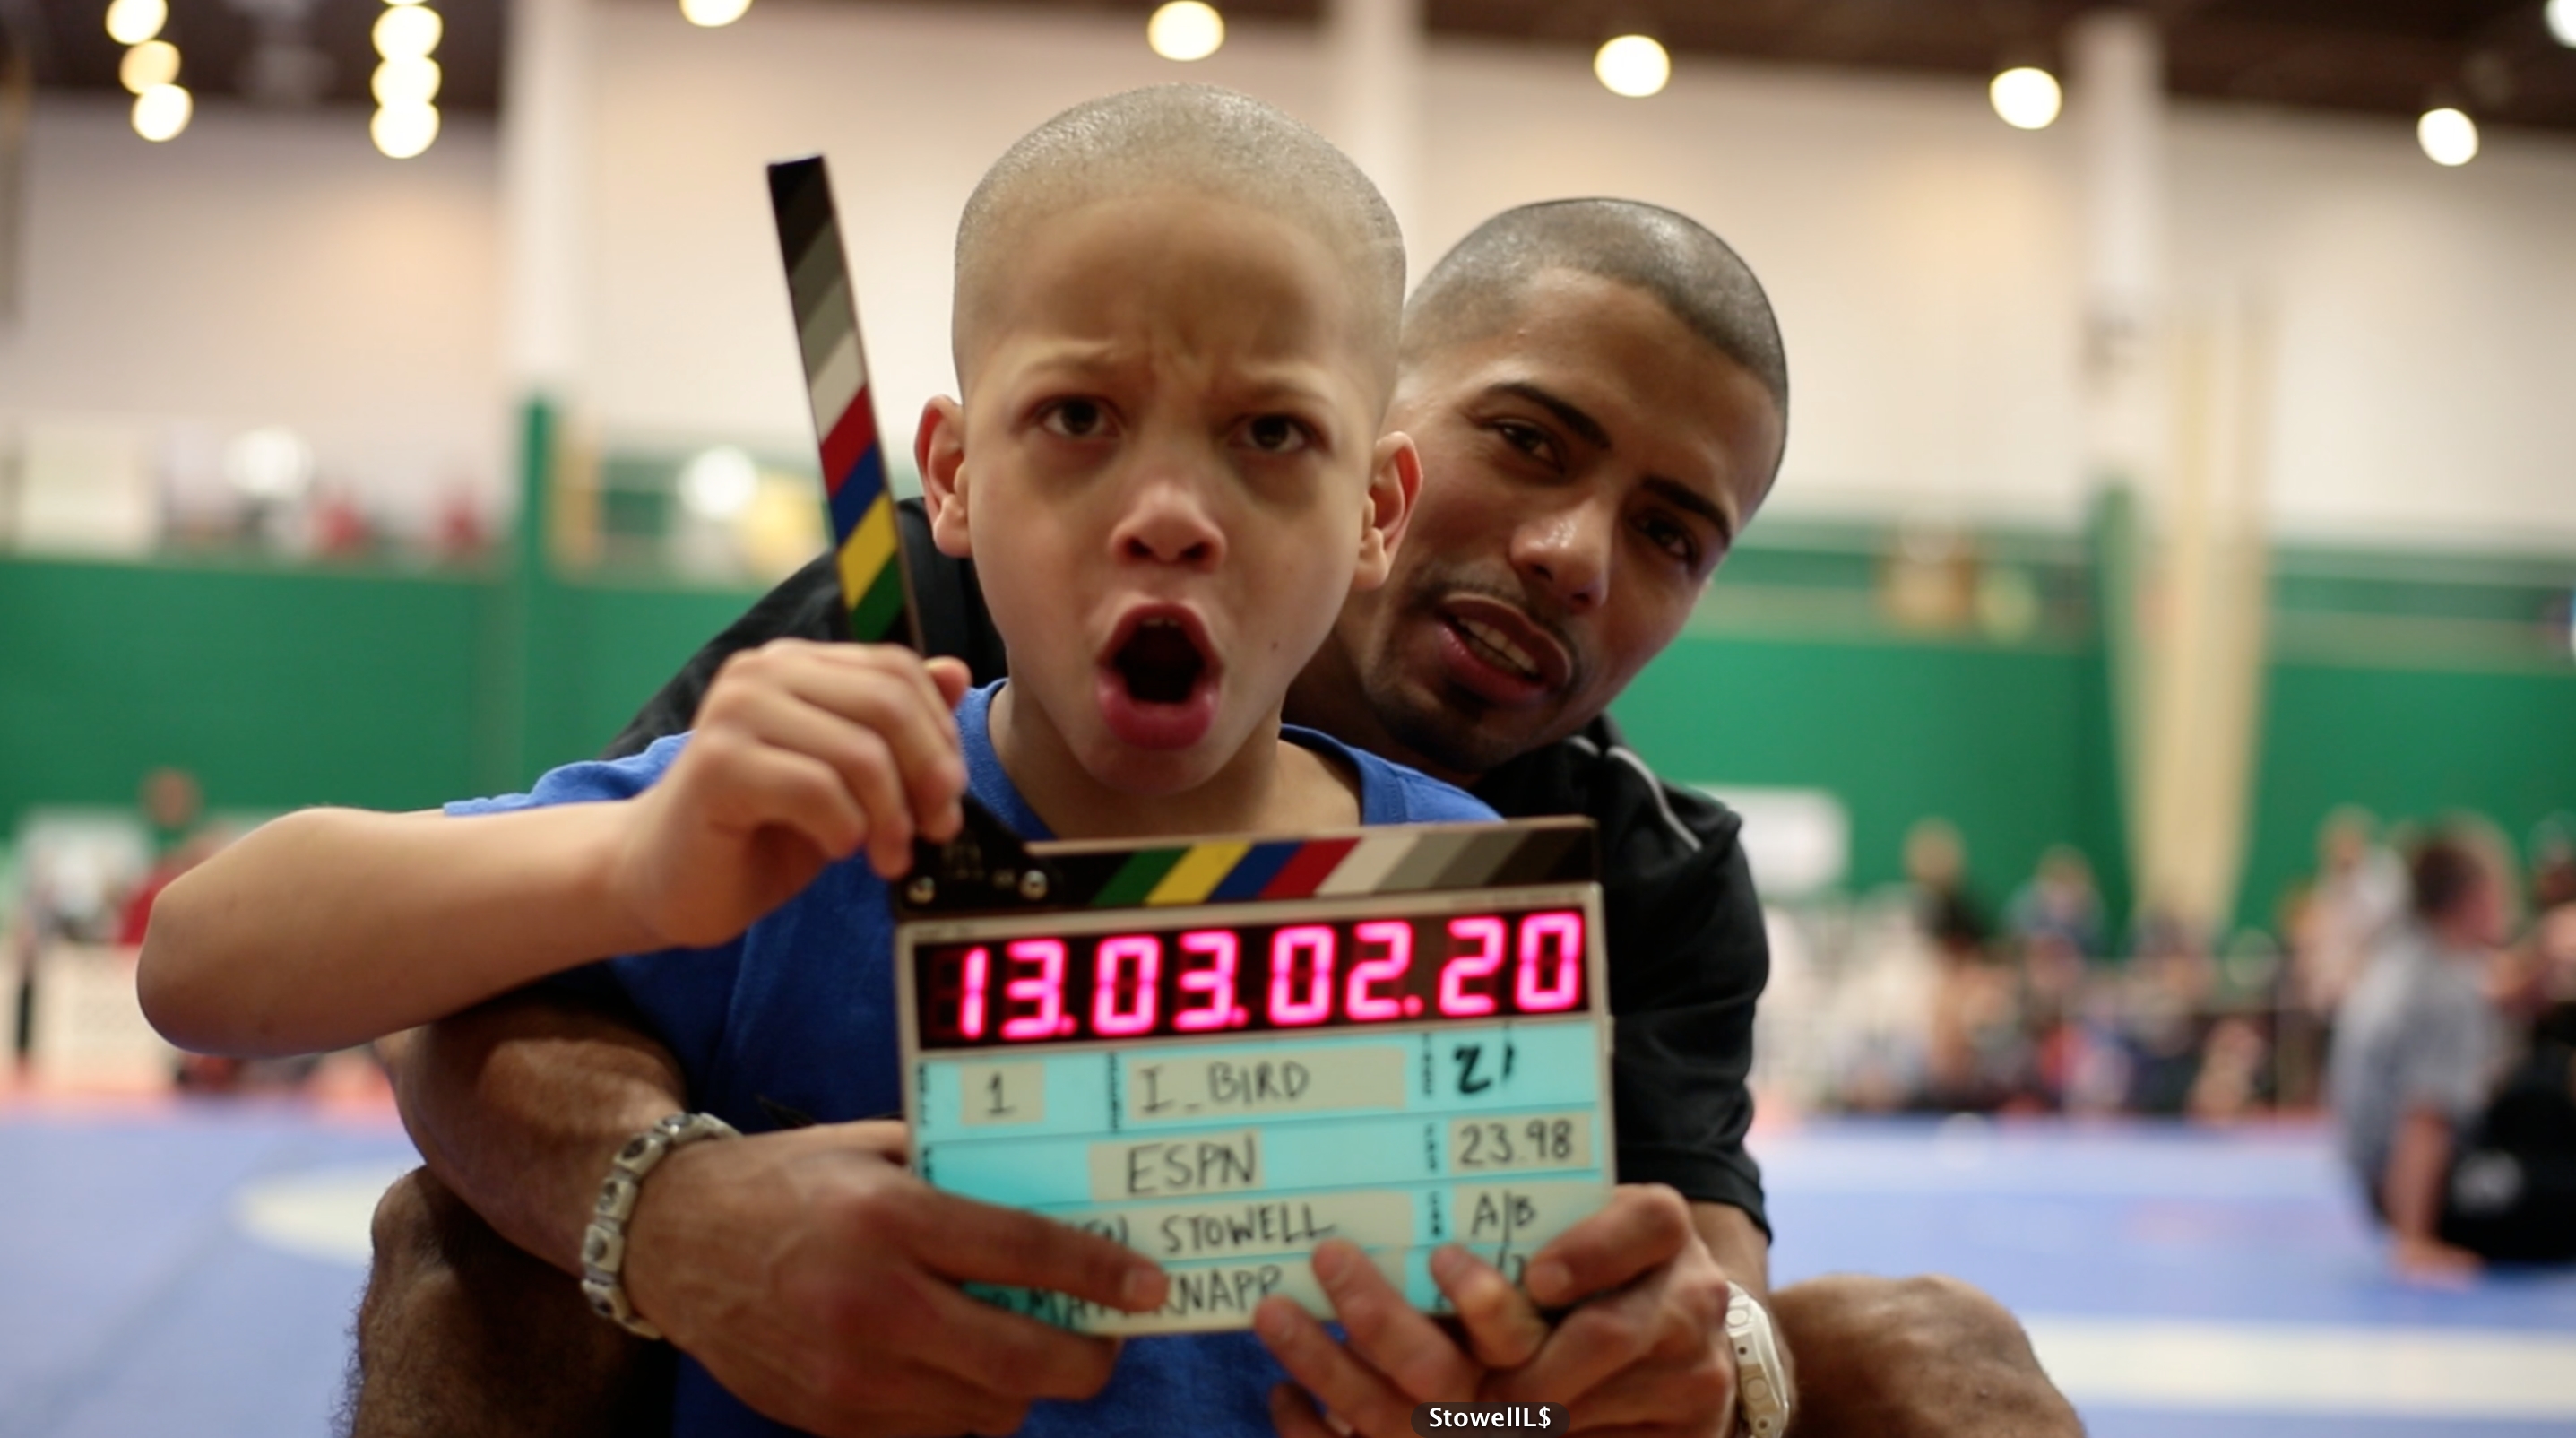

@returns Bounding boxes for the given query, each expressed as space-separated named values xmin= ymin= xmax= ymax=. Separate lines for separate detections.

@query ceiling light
xmin=2417 ymin=106 xmax=2478 ymax=166
xmin=1594 ymin=34 xmax=1670 ymax=99
xmin=679 ymin=446 xmax=760 ymax=520
xmin=679 ymin=0 xmax=750 ymax=26
xmin=103 ymin=0 xmax=165 ymax=46
xmin=371 ymin=56 xmax=441 ymax=106
xmin=1147 ymin=2 xmax=1223 ymax=62
xmin=1990 ymin=65 xmax=2062 ymax=130
xmin=371 ymin=102 xmax=440 ymax=160
xmin=372 ymin=4 xmax=441 ymax=60
xmin=119 ymin=39 xmax=179 ymax=93
xmin=2551 ymin=0 xmax=2576 ymax=48
xmin=131 ymin=82 xmax=190 ymax=142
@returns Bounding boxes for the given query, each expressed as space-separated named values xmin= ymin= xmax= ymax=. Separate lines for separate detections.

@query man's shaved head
xmin=954 ymin=84 xmax=1406 ymax=386
xmin=1404 ymin=198 xmax=1789 ymax=436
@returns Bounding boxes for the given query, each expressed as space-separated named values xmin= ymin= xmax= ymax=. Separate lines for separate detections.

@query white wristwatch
xmin=1722 ymin=1288 xmax=1792 ymax=1438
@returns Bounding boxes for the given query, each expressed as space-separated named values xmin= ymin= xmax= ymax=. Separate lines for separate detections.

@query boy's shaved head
xmin=954 ymin=84 xmax=1405 ymax=386
xmin=1405 ymin=198 xmax=1789 ymax=435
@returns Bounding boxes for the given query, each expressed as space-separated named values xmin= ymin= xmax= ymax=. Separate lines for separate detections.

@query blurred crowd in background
xmin=1756 ymin=809 xmax=2576 ymax=1128
xmin=6 ymin=761 xmax=2571 ymax=1139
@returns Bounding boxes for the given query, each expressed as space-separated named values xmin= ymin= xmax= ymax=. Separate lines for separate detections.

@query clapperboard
xmin=766 ymin=157 xmax=1615 ymax=1334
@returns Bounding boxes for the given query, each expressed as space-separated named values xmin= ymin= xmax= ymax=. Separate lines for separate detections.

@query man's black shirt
xmin=608 ymin=500 xmax=1769 ymax=1234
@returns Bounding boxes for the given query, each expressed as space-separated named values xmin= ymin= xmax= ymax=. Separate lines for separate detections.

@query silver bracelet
xmin=579 ymin=1112 xmax=739 ymax=1339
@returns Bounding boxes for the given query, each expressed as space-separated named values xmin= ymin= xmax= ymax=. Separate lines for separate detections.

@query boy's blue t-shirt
xmin=451 ymin=680 xmax=1497 ymax=1438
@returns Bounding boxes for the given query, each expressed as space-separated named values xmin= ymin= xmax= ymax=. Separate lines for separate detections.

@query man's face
xmin=1308 ymin=268 xmax=1785 ymax=780
xmin=923 ymin=188 xmax=1406 ymax=802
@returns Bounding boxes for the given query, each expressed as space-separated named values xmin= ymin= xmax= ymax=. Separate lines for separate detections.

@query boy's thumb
xmin=925 ymin=656 xmax=973 ymax=708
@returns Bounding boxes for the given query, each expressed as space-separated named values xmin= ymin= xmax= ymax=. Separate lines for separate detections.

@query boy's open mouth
xmin=1097 ymin=606 xmax=1221 ymax=750
xmin=1114 ymin=618 xmax=1207 ymax=705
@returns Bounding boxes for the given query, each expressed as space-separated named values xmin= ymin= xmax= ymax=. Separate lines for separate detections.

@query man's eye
xmin=1040 ymin=399 xmax=1111 ymax=438
xmin=1494 ymin=420 xmax=1558 ymax=466
xmin=1639 ymin=515 xmax=1700 ymax=568
xmin=1239 ymin=414 xmax=1312 ymax=454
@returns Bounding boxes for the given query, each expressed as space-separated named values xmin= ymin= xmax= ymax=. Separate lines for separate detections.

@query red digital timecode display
xmin=911 ymin=905 xmax=1593 ymax=1052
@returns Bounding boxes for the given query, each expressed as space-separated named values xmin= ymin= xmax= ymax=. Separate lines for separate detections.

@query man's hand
xmin=1255 ymin=1239 xmax=1550 ymax=1437
xmin=619 ymin=1120 xmax=1168 ymax=1438
xmin=614 ymin=642 xmax=973 ymax=949
xmin=1484 ymin=1186 xmax=1739 ymax=1434
xmin=1257 ymin=1185 xmax=1740 ymax=1438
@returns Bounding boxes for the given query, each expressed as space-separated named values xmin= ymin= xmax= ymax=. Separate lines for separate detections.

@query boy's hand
xmin=622 ymin=1121 xmax=1169 ymax=1438
xmin=1258 ymin=1185 xmax=1739 ymax=1438
xmin=613 ymin=641 xmax=973 ymax=950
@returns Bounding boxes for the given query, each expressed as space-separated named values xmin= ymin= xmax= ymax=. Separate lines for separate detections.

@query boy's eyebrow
xmin=1488 ymin=380 xmax=1737 ymax=545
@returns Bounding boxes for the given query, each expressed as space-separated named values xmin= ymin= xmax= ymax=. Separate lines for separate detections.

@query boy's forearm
xmin=142 ymin=804 xmax=659 ymax=1057
xmin=391 ymin=993 xmax=690 ymax=1272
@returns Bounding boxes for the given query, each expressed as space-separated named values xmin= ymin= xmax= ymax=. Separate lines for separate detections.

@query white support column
xmin=1325 ymin=0 xmax=1425 ymax=247
xmin=499 ymin=0 xmax=590 ymax=401
xmin=2071 ymin=8 xmax=2165 ymax=491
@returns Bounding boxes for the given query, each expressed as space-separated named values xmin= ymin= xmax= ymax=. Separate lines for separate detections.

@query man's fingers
xmin=1522 ymin=1184 xmax=1693 ymax=1308
xmin=1255 ymin=1297 xmax=1416 ymax=1437
xmin=1304 ymin=1239 xmax=1482 ymax=1402
xmin=903 ymin=1275 xmax=1126 ymax=1404
xmin=1484 ymin=1281 xmax=1690 ymax=1409
xmin=910 ymin=1190 xmax=1166 ymax=1313
xmin=1268 ymin=1382 xmax=1356 ymax=1438
xmin=1430 ymin=1244 xmax=1549 ymax=1370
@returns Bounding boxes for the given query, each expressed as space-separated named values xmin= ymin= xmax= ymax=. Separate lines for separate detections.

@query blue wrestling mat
xmin=4 ymin=1100 xmax=2572 ymax=1436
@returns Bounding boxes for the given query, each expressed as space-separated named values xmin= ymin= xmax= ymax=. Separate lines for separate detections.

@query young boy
xmin=140 ymin=85 xmax=1496 ymax=1435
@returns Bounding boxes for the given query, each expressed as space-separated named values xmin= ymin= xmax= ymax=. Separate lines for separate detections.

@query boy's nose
xmin=1511 ymin=498 xmax=1612 ymax=614
xmin=1111 ymin=471 xmax=1226 ymax=570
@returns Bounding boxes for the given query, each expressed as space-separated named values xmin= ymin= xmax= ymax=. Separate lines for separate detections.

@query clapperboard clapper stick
xmin=765 ymin=156 xmax=1052 ymax=909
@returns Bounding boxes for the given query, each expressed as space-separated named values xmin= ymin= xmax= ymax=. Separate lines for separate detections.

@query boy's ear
xmin=915 ymin=397 xmax=972 ymax=559
xmin=1351 ymin=431 xmax=1419 ymax=592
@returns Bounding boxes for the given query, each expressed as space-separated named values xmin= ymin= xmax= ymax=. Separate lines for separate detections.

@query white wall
xmin=577 ymin=1 xmax=2576 ymax=548
xmin=8 ymin=2 xmax=2572 ymax=550
xmin=0 ymin=96 xmax=508 ymax=533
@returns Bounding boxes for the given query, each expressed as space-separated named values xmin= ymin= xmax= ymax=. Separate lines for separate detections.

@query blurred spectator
xmin=2007 ymin=845 xmax=2105 ymax=959
xmin=2330 ymin=830 xmax=2532 ymax=1278
xmin=2122 ymin=912 xmax=2220 ymax=1116
xmin=114 ymin=767 xmax=208 ymax=946
xmin=1904 ymin=817 xmax=1991 ymax=954
xmin=2530 ymin=820 xmax=2576 ymax=914
xmin=2292 ymin=807 xmax=2407 ymax=1018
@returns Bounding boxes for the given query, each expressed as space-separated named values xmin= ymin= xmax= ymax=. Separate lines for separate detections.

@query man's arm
xmin=388 ymin=990 xmax=1172 ymax=1438
xmin=392 ymin=993 xmax=688 ymax=1272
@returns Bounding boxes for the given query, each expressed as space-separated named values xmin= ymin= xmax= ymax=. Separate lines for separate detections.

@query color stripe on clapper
xmin=1050 ymin=819 xmax=1595 ymax=909
xmin=768 ymin=156 xmax=912 ymax=646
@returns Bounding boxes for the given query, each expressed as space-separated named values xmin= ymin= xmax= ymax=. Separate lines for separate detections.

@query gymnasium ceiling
xmin=5 ymin=0 xmax=2574 ymax=133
